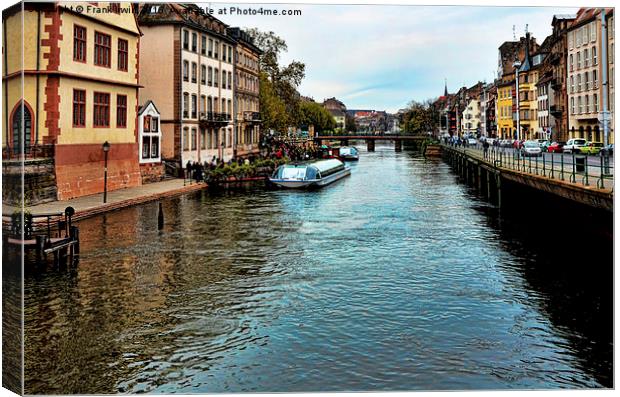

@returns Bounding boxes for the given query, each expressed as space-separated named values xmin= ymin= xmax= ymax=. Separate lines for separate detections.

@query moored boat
xmin=338 ymin=146 xmax=359 ymax=161
xmin=269 ymin=159 xmax=351 ymax=189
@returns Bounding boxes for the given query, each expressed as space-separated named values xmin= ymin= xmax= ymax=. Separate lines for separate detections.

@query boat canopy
xmin=273 ymin=159 xmax=345 ymax=181
xmin=313 ymin=159 xmax=345 ymax=174
xmin=339 ymin=146 xmax=358 ymax=156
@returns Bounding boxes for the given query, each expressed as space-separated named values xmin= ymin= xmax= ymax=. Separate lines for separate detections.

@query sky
xmin=198 ymin=2 xmax=579 ymax=113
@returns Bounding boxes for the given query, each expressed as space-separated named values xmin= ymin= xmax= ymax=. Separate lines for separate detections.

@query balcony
xmin=550 ymin=105 xmax=563 ymax=116
xmin=199 ymin=112 xmax=231 ymax=126
xmin=243 ymin=111 xmax=261 ymax=123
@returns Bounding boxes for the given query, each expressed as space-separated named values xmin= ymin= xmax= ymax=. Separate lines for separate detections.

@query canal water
xmin=23 ymin=143 xmax=612 ymax=393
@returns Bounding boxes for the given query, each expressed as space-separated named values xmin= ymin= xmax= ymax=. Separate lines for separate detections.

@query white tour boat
xmin=269 ymin=159 xmax=351 ymax=189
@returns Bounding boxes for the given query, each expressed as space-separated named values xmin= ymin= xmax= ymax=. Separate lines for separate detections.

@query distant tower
xmin=444 ymin=78 xmax=448 ymax=96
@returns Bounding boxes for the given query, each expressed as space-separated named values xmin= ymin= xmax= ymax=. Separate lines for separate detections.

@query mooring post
xmin=158 ymin=202 xmax=164 ymax=230
xmin=496 ymin=173 xmax=502 ymax=207
xmin=486 ymin=169 xmax=491 ymax=200
xmin=36 ymin=235 xmax=46 ymax=264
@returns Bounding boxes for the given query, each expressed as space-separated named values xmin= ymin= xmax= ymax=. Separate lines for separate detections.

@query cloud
xmin=213 ymin=3 xmax=579 ymax=112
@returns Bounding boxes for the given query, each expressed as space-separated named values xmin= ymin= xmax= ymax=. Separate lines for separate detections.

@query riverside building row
xmin=436 ymin=7 xmax=614 ymax=145
xmin=2 ymin=2 xmax=262 ymax=203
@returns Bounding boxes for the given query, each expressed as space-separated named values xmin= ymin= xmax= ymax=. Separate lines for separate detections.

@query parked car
xmin=563 ymin=138 xmax=587 ymax=153
xmin=547 ymin=141 xmax=566 ymax=153
xmin=601 ymin=143 xmax=614 ymax=156
xmin=579 ymin=141 xmax=604 ymax=155
xmin=467 ymin=138 xmax=477 ymax=146
xmin=538 ymin=140 xmax=551 ymax=151
xmin=521 ymin=140 xmax=543 ymax=157
xmin=485 ymin=138 xmax=496 ymax=146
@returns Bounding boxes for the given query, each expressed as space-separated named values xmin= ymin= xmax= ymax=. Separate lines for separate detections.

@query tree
xmin=299 ymin=101 xmax=336 ymax=133
xmin=345 ymin=114 xmax=357 ymax=133
xmin=246 ymin=29 xmax=306 ymax=130
xmin=400 ymin=99 xmax=438 ymax=134
xmin=259 ymin=72 xmax=289 ymax=132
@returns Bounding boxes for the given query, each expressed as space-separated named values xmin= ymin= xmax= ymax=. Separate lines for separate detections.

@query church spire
xmin=444 ymin=78 xmax=448 ymax=96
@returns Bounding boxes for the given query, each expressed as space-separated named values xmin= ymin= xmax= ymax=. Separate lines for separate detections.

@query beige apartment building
xmin=227 ymin=27 xmax=261 ymax=158
xmin=567 ymin=8 xmax=614 ymax=143
xmin=138 ymin=3 xmax=235 ymax=167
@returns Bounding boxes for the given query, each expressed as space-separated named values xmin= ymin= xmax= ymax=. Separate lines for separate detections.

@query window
xmin=208 ymin=39 xmax=213 ymax=57
xmin=576 ymin=30 xmax=581 ymax=47
xmin=222 ymin=45 xmax=227 ymax=61
xmin=191 ymin=94 xmax=197 ymax=118
xmin=191 ymin=128 xmax=197 ymax=150
xmin=227 ymin=99 xmax=232 ymax=118
xmin=116 ymin=94 xmax=127 ymax=127
xmin=201 ymin=35 xmax=206 ymax=55
xmin=208 ymin=66 xmax=213 ymax=86
xmin=183 ymin=92 xmax=189 ymax=118
xmin=93 ymin=92 xmax=110 ymax=127
xmin=228 ymin=71 xmax=232 ymax=90
xmin=590 ymin=21 xmax=596 ymax=42
xmin=571 ymin=97 xmax=575 ymax=114
xmin=578 ymin=96 xmax=583 ymax=114
xmin=200 ymin=95 xmax=206 ymax=113
xmin=584 ymin=71 xmax=590 ymax=90
xmin=201 ymin=65 xmax=206 ymax=85
xmin=183 ymin=30 xmax=189 ymax=50
xmin=577 ymin=74 xmax=581 ymax=91
xmin=183 ymin=127 xmax=189 ymax=150
xmin=594 ymin=94 xmax=599 ymax=112
xmin=577 ymin=51 xmax=581 ymax=69
xmin=118 ymin=38 xmax=128 ymax=71
xmin=73 ymin=25 xmax=87 ymax=62
xmin=582 ymin=25 xmax=588 ymax=45
xmin=72 ymin=89 xmax=86 ymax=127
xmin=222 ymin=71 xmax=226 ymax=88
xmin=94 ymin=31 xmax=111 ymax=67
xmin=214 ymin=68 xmax=219 ymax=87
xmin=214 ymin=41 xmax=219 ymax=59
xmin=183 ymin=61 xmax=189 ymax=81
xmin=592 ymin=46 xmax=597 ymax=65
xmin=200 ymin=129 xmax=206 ymax=149
xmin=584 ymin=48 xmax=589 ymax=67
xmin=585 ymin=95 xmax=590 ymax=113
xmin=569 ymin=54 xmax=573 ymax=71
xmin=191 ymin=32 xmax=197 ymax=52
xmin=593 ymin=69 xmax=598 ymax=88
xmin=191 ymin=62 xmax=197 ymax=83
xmin=221 ymin=98 xmax=226 ymax=116
xmin=228 ymin=46 xmax=232 ymax=63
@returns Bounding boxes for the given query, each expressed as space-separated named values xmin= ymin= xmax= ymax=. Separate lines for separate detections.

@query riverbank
xmin=2 ymin=178 xmax=210 ymax=222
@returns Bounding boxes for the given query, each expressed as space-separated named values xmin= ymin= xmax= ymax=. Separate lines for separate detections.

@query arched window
xmin=11 ymin=101 xmax=34 ymax=155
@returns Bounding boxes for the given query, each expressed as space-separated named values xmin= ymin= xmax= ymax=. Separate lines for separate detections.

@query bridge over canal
xmin=314 ymin=134 xmax=427 ymax=152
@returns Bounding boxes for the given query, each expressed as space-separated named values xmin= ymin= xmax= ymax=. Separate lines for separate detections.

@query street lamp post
xmin=102 ymin=141 xmax=110 ymax=203
xmin=513 ymin=60 xmax=522 ymax=141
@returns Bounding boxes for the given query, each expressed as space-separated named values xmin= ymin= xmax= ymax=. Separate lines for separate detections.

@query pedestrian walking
xmin=483 ymin=139 xmax=490 ymax=159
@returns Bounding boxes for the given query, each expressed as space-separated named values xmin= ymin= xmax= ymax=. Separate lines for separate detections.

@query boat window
xmin=305 ymin=166 xmax=318 ymax=180
xmin=281 ymin=166 xmax=306 ymax=180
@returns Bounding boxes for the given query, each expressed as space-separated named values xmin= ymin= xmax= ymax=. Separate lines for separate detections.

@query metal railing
xmin=445 ymin=143 xmax=614 ymax=191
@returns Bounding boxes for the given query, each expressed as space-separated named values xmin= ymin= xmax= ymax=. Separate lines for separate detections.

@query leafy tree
xmin=299 ymin=101 xmax=336 ymax=133
xmin=246 ymin=28 xmax=306 ymax=129
xmin=345 ymin=114 xmax=357 ymax=133
xmin=400 ymin=99 xmax=438 ymax=134
xmin=259 ymin=72 xmax=289 ymax=132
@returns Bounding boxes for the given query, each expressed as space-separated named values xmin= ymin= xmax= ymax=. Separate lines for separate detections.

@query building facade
xmin=2 ymin=1 xmax=142 ymax=200
xmin=138 ymin=3 xmax=236 ymax=167
xmin=461 ymin=97 xmax=481 ymax=135
xmin=227 ymin=27 xmax=261 ymax=158
xmin=567 ymin=8 xmax=614 ymax=143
